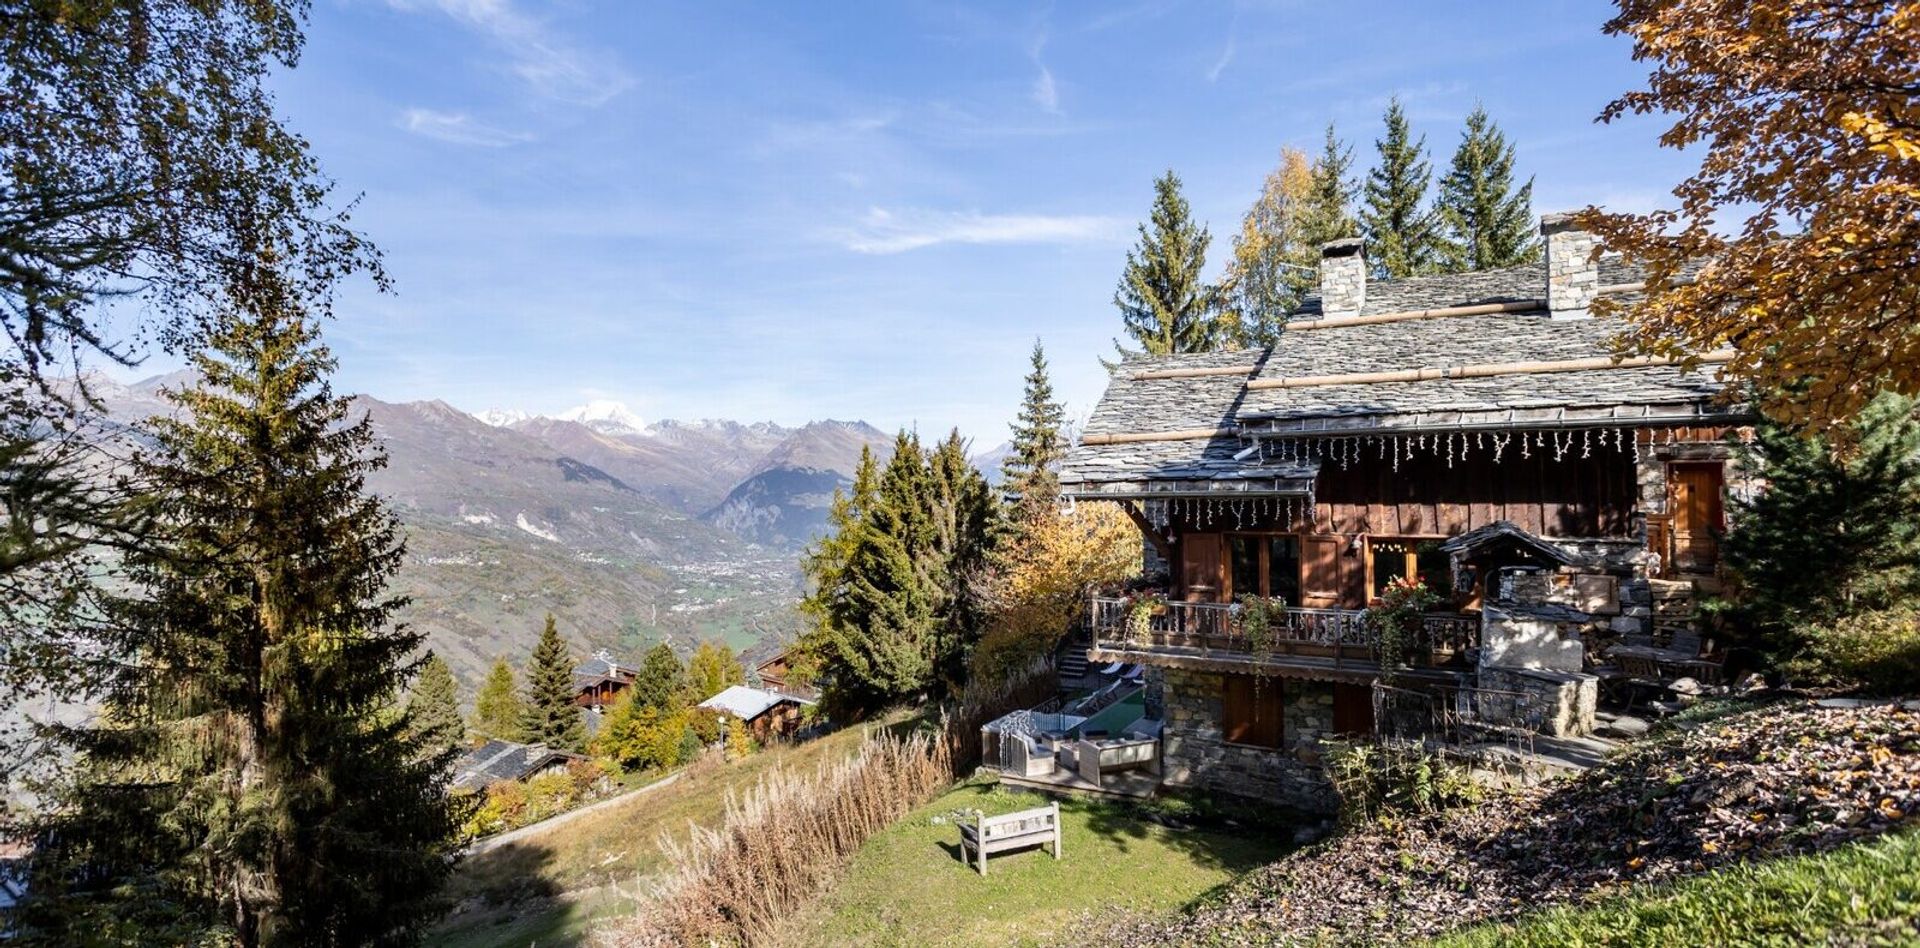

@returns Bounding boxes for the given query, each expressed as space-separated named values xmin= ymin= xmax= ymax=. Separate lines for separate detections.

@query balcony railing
xmin=1089 ymin=596 xmax=1478 ymax=670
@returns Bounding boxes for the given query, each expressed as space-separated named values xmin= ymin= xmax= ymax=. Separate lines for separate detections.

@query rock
xmin=1670 ymin=677 xmax=1703 ymax=696
xmin=1595 ymin=715 xmax=1652 ymax=739
xmin=1735 ymin=672 xmax=1768 ymax=694
xmin=1816 ymin=697 xmax=1894 ymax=709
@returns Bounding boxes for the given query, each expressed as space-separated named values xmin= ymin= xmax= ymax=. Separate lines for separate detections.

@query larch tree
xmin=633 ymin=641 xmax=689 ymax=712
xmin=23 ymin=256 xmax=461 ymax=944
xmin=1435 ymin=105 xmax=1538 ymax=272
xmin=407 ymin=652 xmax=466 ymax=756
xmin=521 ymin=615 xmax=585 ymax=752
xmin=1361 ymin=98 xmax=1442 ymax=278
xmin=1578 ymin=0 xmax=1920 ymax=438
xmin=1000 ymin=340 xmax=1067 ymax=512
xmin=1220 ymin=147 xmax=1315 ymax=346
xmin=686 ymin=641 xmax=745 ymax=702
xmin=470 ymin=656 xmax=525 ymax=742
xmin=1111 ymin=170 xmax=1223 ymax=361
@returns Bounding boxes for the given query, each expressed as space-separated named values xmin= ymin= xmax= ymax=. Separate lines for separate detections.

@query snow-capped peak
xmin=557 ymin=400 xmax=649 ymax=435
xmin=474 ymin=408 xmax=530 ymax=427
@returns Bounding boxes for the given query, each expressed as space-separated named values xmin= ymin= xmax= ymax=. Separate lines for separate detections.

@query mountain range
xmin=81 ymin=375 xmax=1004 ymax=693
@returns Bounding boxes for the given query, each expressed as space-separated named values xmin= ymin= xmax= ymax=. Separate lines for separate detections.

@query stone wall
xmin=1480 ymin=666 xmax=1598 ymax=737
xmin=1159 ymin=668 xmax=1337 ymax=813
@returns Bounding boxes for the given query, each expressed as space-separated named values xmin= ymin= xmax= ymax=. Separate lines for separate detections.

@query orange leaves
xmin=1584 ymin=0 xmax=1920 ymax=439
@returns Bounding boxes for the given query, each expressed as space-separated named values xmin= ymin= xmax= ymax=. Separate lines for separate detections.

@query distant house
xmin=451 ymin=739 xmax=586 ymax=792
xmin=753 ymin=648 xmax=818 ymax=700
xmin=699 ymin=685 xmax=814 ymax=741
xmin=0 ymin=839 xmax=27 ymax=934
xmin=573 ymin=650 xmax=636 ymax=710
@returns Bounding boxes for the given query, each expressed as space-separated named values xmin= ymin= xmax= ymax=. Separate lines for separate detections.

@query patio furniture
xmin=1074 ymin=735 xmax=1160 ymax=788
xmin=1006 ymin=733 xmax=1057 ymax=778
xmin=959 ymin=803 xmax=1061 ymax=875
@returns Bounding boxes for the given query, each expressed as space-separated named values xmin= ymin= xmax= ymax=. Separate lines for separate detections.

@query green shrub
xmin=1785 ymin=604 xmax=1920 ymax=694
xmin=1326 ymin=739 xmax=1480 ymax=825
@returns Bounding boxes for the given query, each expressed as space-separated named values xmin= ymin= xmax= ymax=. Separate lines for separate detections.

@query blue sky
xmin=142 ymin=0 xmax=1695 ymax=445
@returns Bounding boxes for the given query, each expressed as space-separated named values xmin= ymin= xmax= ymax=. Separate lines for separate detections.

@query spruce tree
xmin=1001 ymin=340 xmax=1067 ymax=509
xmin=686 ymin=641 xmax=744 ymax=702
xmin=1360 ymin=98 xmax=1442 ymax=278
xmin=26 ymin=261 xmax=463 ymax=943
xmin=521 ymin=615 xmax=585 ymax=752
xmin=1723 ymin=392 xmax=1920 ymax=664
xmin=471 ymin=656 xmax=525 ymax=742
xmin=408 ymin=652 xmax=466 ymax=756
xmin=1111 ymin=170 xmax=1223 ymax=361
xmin=1435 ymin=105 xmax=1538 ymax=272
xmin=798 ymin=446 xmax=880 ymax=663
xmin=1287 ymin=125 xmax=1361 ymax=304
xmin=633 ymin=641 xmax=689 ymax=711
xmin=926 ymin=430 xmax=998 ymax=693
xmin=1221 ymin=148 xmax=1314 ymax=346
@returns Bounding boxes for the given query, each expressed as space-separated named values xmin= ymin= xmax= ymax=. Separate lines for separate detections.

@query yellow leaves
xmin=1841 ymin=111 xmax=1920 ymax=162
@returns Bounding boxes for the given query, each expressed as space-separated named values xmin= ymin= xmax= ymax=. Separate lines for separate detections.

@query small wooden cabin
xmin=572 ymin=651 xmax=636 ymax=710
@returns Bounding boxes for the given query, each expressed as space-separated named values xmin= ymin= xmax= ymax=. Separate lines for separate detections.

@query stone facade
xmin=1480 ymin=665 xmax=1598 ymax=737
xmin=1542 ymin=213 xmax=1598 ymax=319
xmin=1159 ymin=668 xmax=1337 ymax=812
xmin=1318 ymin=238 xmax=1367 ymax=318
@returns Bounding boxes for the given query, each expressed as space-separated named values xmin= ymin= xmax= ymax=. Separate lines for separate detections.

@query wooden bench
xmin=958 ymin=803 xmax=1061 ymax=875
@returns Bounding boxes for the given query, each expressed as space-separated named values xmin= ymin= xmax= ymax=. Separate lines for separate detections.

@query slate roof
xmin=699 ymin=684 xmax=813 ymax=721
xmin=1062 ymin=255 xmax=1744 ymax=496
xmin=451 ymin=740 xmax=585 ymax=792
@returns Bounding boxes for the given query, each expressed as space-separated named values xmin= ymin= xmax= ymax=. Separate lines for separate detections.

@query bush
xmin=1326 ymin=739 xmax=1480 ymax=826
xmin=1785 ymin=604 xmax=1920 ymax=694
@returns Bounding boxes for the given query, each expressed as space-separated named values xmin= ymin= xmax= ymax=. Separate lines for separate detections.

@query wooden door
xmin=1300 ymin=535 xmax=1342 ymax=609
xmin=1668 ymin=463 xmax=1725 ymax=573
xmin=1181 ymin=533 xmax=1225 ymax=603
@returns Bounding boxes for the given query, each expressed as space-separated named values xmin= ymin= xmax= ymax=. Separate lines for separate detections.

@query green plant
xmin=1236 ymin=595 xmax=1286 ymax=659
xmin=1365 ymin=578 xmax=1441 ymax=678
xmin=1326 ymin=739 xmax=1480 ymax=826
xmin=1125 ymin=590 xmax=1167 ymax=643
xmin=1783 ymin=604 xmax=1920 ymax=694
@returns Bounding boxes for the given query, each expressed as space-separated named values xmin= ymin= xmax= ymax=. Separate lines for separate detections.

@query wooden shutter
xmin=1221 ymin=674 xmax=1284 ymax=748
xmin=1300 ymin=535 xmax=1342 ymax=608
xmin=1182 ymin=533 xmax=1225 ymax=603
xmin=1669 ymin=463 xmax=1725 ymax=573
xmin=1332 ymin=682 xmax=1375 ymax=736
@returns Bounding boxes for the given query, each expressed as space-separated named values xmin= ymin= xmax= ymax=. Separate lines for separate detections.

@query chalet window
xmin=1226 ymin=535 xmax=1303 ymax=605
xmin=1221 ymin=673 xmax=1284 ymax=748
xmin=1332 ymin=682 xmax=1375 ymax=736
xmin=1369 ymin=538 xmax=1450 ymax=599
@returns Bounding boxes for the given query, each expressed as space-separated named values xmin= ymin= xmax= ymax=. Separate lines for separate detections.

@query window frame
xmin=1364 ymin=535 xmax=1450 ymax=601
xmin=1224 ymin=531 xmax=1304 ymax=605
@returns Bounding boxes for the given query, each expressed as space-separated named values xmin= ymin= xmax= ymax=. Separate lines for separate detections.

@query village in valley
xmin=1 ymin=1 xmax=1917 ymax=947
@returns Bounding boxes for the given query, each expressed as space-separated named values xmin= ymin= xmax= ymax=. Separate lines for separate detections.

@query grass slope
xmin=1435 ymin=828 xmax=1920 ymax=947
xmin=785 ymin=781 xmax=1293 ymax=948
xmin=430 ymin=715 xmax=909 ymax=948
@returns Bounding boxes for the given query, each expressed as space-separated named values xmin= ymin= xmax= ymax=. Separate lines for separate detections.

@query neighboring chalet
xmin=751 ymin=647 xmax=818 ymax=701
xmin=451 ymin=739 xmax=587 ymax=792
xmin=1057 ymin=214 xmax=1751 ymax=811
xmin=573 ymin=650 xmax=636 ymax=711
xmin=699 ymin=685 xmax=814 ymax=741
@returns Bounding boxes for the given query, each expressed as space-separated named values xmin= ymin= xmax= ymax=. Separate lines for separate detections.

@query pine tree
xmin=686 ymin=641 xmax=744 ymax=702
xmin=1111 ymin=170 xmax=1223 ymax=361
xmin=1723 ymin=392 xmax=1920 ymax=664
xmin=471 ymin=656 xmax=525 ymax=742
xmin=522 ymin=615 xmax=585 ymax=752
xmin=408 ymin=652 xmax=465 ymax=756
xmin=1435 ymin=105 xmax=1538 ymax=272
xmin=925 ymin=430 xmax=999 ymax=693
xmin=1001 ymin=340 xmax=1067 ymax=510
xmin=1361 ymin=98 xmax=1442 ymax=279
xmin=1221 ymin=147 xmax=1315 ymax=346
xmin=1286 ymin=125 xmax=1361 ymax=305
xmin=633 ymin=641 xmax=689 ymax=712
xmin=26 ymin=260 xmax=463 ymax=943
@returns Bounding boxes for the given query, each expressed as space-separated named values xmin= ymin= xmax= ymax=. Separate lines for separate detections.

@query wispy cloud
xmin=399 ymin=108 xmax=531 ymax=146
xmin=1206 ymin=34 xmax=1236 ymax=82
xmin=1028 ymin=30 xmax=1061 ymax=114
xmin=834 ymin=207 xmax=1124 ymax=254
xmin=387 ymin=0 xmax=631 ymax=106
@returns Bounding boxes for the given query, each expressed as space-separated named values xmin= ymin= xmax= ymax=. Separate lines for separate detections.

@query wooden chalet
xmin=699 ymin=685 xmax=815 ymax=741
xmin=573 ymin=650 xmax=636 ymax=710
xmin=1060 ymin=215 xmax=1751 ymax=810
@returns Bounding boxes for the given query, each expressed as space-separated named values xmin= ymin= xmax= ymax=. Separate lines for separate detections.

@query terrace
xmin=1087 ymin=596 xmax=1480 ymax=680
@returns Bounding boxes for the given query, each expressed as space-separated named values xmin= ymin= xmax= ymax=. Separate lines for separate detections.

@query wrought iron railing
xmin=1088 ymin=596 xmax=1478 ymax=668
xmin=1372 ymin=682 xmax=1537 ymax=757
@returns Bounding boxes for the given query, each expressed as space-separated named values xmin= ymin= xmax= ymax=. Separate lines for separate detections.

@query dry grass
xmin=593 ymin=659 xmax=1054 ymax=947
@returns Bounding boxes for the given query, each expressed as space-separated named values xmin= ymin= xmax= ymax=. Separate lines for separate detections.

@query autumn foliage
xmin=1578 ymin=0 xmax=1920 ymax=436
xmin=972 ymin=501 xmax=1141 ymax=681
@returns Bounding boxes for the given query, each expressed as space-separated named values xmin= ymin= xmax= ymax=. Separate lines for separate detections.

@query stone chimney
xmin=1541 ymin=212 xmax=1598 ymax=319
xmin=1318 ymin=238 xmax=1366 ymax=318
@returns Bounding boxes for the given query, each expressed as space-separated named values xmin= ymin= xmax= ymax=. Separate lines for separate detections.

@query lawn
xmin=1433 ymin=828 xmax=1920 ymax=947
xmin=783 ymin=780 xmax=1296 ymax=948
xmin=429 ymin=711 xmax=919 ymax=948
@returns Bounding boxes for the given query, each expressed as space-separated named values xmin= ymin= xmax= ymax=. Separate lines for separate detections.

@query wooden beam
xmin=1597 ymin=281 xmax=1646 ymax=295
xmin=1283 ymin=299 xmax=1543 ymax=332
xmin=1079 ymin=427 xmax=1234 ymax=446
xmin=1245 ymin=350 xmax=1737 ymax=391
xmin=1116 ymin=500 xmax=1174 ymax=563
xmin=1131 ymin=364 xmax=1261 ymax=381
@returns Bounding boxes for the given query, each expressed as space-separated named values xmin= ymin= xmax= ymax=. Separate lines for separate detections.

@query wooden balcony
xmin=1087 ymin=596 xmax=1478 ymax=680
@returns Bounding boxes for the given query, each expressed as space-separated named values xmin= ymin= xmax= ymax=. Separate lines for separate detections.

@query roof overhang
xmin=1062 ymin=467 xmax=1318 ymax=502
xmin=1238 ymin=401 xmax=1754 ymax=439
